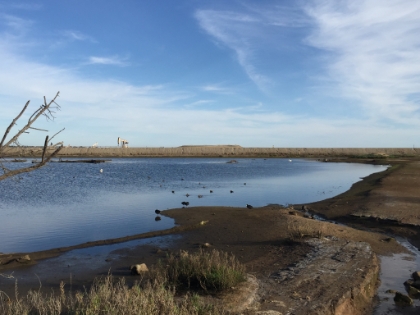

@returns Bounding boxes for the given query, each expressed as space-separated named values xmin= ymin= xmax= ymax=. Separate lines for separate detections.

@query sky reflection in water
xmin=0 ymin=158 xmax=387 ymax=253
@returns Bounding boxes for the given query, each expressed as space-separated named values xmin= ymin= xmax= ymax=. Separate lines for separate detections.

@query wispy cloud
xmin=183 ymin=100 xmax=214 ymax=108
xmin=46 ymin=30 xmax=96 ymax=51
xmin=243 ymin=3 xmax=308 ymax=27
xmin=0 ymin=13 xmax=33 ymax=34
xmin=195 ymin=9 xmax=271 ymax=91
xmin=87 ymin=56 xmax=128 ymax=66
xmin=194 ymin=5 xmax=309 ymax=93
xmin=62 ymin=30 xmax=94 ymax=42
xmin=200 ymin=83 xmax=232 ymax=94
xmin=304 ymin=0 xmax=420 ymax=124
xmin=201 ymin=84 xmax=224 ymax=92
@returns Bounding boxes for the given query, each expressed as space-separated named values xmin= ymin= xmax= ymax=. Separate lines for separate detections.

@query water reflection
xmin=374 ymin=239 xmax=420 ymax=314
xmin=0 ymin=158 xmax=386 ymax=253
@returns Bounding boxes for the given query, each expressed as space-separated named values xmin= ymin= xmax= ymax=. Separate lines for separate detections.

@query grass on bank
xmin=154 ymin=249 xmax=246 ymax=292
xmin=287 ymin=220 xmax=325 ymax=241
xmin=0 ymin=249 xmax=246 ymax=315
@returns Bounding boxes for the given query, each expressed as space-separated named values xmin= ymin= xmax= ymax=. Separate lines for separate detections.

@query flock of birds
xmin=154 ymin=181 xmax=254 ymax=221
xmin=99 ymin=169 xmax=255 ymax=221
xmin=154 ymin=202 xmax=254 ymax=221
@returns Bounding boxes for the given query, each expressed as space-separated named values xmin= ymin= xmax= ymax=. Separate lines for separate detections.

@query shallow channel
xmin=373 ymin=238 xmax=420 ymax=314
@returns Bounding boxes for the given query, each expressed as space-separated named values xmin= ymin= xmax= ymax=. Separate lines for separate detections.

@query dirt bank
xmin=162 ymin=206 xmax=393 ymax=314
xmin=306 ymin=160 xmax=420 ymax=250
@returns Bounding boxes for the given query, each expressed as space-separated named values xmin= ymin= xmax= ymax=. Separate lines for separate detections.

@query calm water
xmin=374 ymin=239 xmax=420 ymax=314
xmin=0 ymin=158 xmax=386 ymax=253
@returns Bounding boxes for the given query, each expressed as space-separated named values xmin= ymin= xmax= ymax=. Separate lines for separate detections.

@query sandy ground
xmin=1 ymin=158 xmax=420 ymax=314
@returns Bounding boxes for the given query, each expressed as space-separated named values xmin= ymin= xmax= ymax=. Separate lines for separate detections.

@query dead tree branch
xmin=0 ymin=92 xmax=64 ymax=181
xmin=0 ymin=101 xmax=30 ymax=149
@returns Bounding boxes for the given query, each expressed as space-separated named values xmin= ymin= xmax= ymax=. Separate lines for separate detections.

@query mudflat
xmin=1 ymin=158 xmax=420 ymax=314
xmin=310 ymin=160 xmax=420 ymax=249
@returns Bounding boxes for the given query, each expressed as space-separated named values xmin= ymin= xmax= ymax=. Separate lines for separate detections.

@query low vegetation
xmin=0 ymin=249 xmax=246 ymax=315
xmin=154 ymin=249 xmax=246 ymax=292
xmin=5 ymin=146 xmax=419 ymax=159
xmin=287 ymin=220 xmax=325 ymax=241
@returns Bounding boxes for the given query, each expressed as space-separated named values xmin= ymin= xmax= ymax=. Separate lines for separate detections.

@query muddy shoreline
xmin=1 ymin=157 xmax=420 ymax=314
xmin=304 ymin=159 xmax=420 ymax=250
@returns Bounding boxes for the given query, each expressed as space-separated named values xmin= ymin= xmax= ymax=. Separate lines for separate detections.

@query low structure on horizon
xmin=118 ymin=137 xmax=129 ymax=148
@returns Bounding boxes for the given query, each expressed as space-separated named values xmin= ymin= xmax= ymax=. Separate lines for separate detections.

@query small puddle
xmin=373 ymin=238 xmax=420 ymax=314
xmin=1 ymin=235 xmax=180 ymax=295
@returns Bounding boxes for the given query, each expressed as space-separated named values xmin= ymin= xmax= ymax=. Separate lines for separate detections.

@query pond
xmin=0 ymin=158 xmax=387 ymax=253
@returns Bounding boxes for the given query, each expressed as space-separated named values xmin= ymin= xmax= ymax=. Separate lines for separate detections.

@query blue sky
xmin=0 ymin=0 xmax=419 ymax=148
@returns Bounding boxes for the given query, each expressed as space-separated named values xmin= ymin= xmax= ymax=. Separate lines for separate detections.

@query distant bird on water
xmin=186 ymin=193 xmax=190 ymax=197
xmin=181 ymin=201 xmax=189 ymax=206
xmin=230 ymin=190 xmax=234 ymax=193
xmin=172 ymin=191 xmax=175 ymax=194
xmin=210 ymin=190 xmax=213 ymax=193
xmin=246 ymin=204 xmax=253 ymax=209
xmin=155 ymin=216 xmax=161 ymax=221
xmin=155 ymin=209 xmax=161 ymax=214
xmin=100 ymin=169 xmax=103 ymax=173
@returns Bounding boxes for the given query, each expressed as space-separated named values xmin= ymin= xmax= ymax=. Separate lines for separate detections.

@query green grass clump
xmin=155 ymin=249 xmax=246 ymax=292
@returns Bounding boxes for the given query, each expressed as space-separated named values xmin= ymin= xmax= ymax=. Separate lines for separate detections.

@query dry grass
xmin=0 ymin=249 xmax=247 ymax=315
xmin=0 ymin=276 xmax=226 ymax=315
xmin=153 ymin=249 xmax=246 ymax=292
xmin=4 ymin=146 xmax=418 ymax=158
xmin=287 ymin=220 xmax=326 ymax=241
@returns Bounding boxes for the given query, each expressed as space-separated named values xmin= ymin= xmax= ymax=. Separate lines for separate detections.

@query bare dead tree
xmin=0 ymin=92 xmax=64 ymax=181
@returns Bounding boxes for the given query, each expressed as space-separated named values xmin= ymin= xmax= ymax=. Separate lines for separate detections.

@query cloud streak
xmin=304 ymin=0 xmax=420 ymax=124
xmin=200 ymin=83 xmax=234 ymax=94
xmin=87 ymin=56 xmax=128 ymax=66
xmin=62 ymin=30 xmax=94 ymax=42
xmin=195 ymin=9 xmax=271 ymax=91
xmin=0 ymin=13 xmax=33 ymax=34
xmin=194 ymin=4 xmax=310 ymax=93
